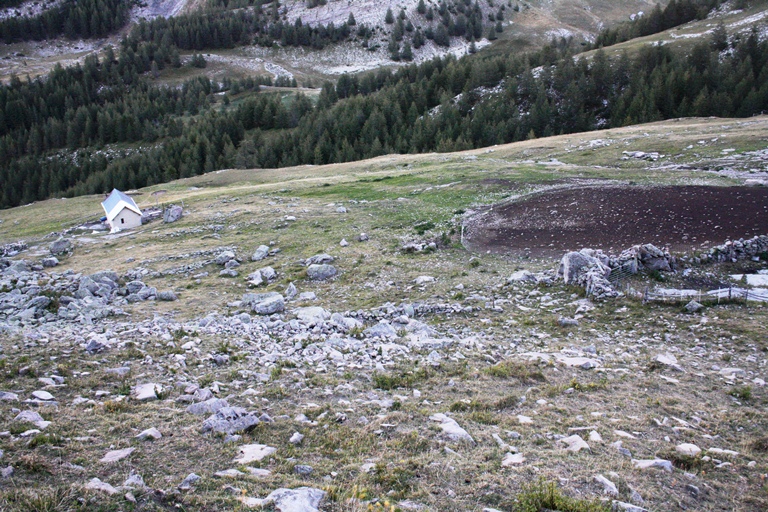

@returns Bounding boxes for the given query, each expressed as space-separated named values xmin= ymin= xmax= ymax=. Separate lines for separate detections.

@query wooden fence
xmin=643 ymin=287 xmax=768 ymax=304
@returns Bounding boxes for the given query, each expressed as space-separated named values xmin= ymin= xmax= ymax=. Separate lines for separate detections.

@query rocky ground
xmin=0 ymin=117 xmax=767 ymax=511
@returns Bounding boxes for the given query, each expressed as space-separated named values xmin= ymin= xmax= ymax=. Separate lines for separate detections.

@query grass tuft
xmin=485 ymin=361 xmax=546 ymax=382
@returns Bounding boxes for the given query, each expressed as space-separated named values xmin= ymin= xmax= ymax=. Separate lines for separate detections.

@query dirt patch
xmin=463 ymin=185 xmax=768 ymax=258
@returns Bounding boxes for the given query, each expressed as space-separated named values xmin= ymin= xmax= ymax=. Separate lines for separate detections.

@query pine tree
xmin=417 ymin=0 xmax=426 ymax=15
xmin=401 ymin=41 xmax=413 ymax=61
xmin=385 ymin=8 xmax=394 ymax=24
xmin=711 ymin=21 xmax=728 ymax=52
xmin=347 ymin=12 xmax=356 ymax=26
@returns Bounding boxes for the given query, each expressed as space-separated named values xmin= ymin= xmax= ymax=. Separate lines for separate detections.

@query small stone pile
xmin=695 ymin=235 xmax=768 ymax=264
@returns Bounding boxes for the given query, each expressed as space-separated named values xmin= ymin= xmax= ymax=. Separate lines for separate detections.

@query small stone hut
xmin=101 ymin=189 xmax=142 ymax=231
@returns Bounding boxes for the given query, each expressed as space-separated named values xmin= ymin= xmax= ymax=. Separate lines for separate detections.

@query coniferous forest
xmin=0 ymin=0 xmax=767 ymax=209
xmin=0 ymin=0 xmax=133 ymax=42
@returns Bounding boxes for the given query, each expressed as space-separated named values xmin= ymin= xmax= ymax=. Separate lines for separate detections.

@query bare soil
xmin=463 ymin=185 xmax=768 ymax=257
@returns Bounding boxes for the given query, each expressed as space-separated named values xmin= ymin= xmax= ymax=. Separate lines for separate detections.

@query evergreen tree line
xmin=2 ymin=24 xmax=767 ymax=209
xmin=232 ymin=28 xmax=768 ymax=168
xmin=124 ymin=7 xmax=358 ymax=52
xmin=0 ymin=0 xmax=27 ymax=8
xmin=594 ymin=0 xmax=731 ymax=48
xmin=0 ymin=0 xmax=132 ymax=43
xmin=0 ymin=49 xmax=277 ymax=207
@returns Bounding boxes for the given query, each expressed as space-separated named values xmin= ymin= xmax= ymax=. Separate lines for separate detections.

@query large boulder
xmin=242 ymin=292 xmax=285 ymax=315
xmin=560 ymin=251 xmax=609 ymax=285
xmin=215 ymin=251 xmax=236 ymax=266
xmin=294 ymin=307 xmax=330 ymax=325
xmin=163 ymin=205 xmax=183 ymax=223
xmin=263 ymin=487 xmax=326 ymax=512
xmin=50 ymin=238 xmax=72 ymax=256
xmin=559 ymin=250 xmax=617 ymax=299
xmin=306 ymin=264 xmax=337 ymax=281
xmin=251 ymin=245 xmax=270 ymax=262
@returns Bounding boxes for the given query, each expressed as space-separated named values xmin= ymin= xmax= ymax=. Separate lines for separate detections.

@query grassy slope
xmin=0 ymin=116 xmax=767 ymax=511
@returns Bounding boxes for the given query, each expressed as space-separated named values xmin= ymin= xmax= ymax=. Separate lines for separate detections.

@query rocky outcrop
xmin=559 ymin=250 xmax=617 ymax=299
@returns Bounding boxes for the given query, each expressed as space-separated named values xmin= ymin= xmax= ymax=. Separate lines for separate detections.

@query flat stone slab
xmin=707 ymin=447 xmax=739 ymax=457
xmin=31 ymin=390 xmax=54 ymax=401
xmin=234 ymin=444 xmax=277 ymax=464
xmin=100 ymin=447 xmax=135 ymax=463
xmin=243 ymin=487 xmax=326 ymax=512
xmin=676 ymin=443 xmax=701 ymax=457
xmin=559 ymin=434 xmax=590 ymax=453
xmin=429 ymin=413 xmax=475 ymax=444
xmin=133 ymin=383 xmax=160 ymax=401
xmin=501 ymin=452 xmax=525 ymax=466
xmin=655 ymin=353 xmax=684 ymax=372
xmin=632 ymin=458 xmax=673 ymax=472
xmin=85 ymin=478 xmax=118 ymax=495
xmin=135 ymin=427 xmax=162 ymax=441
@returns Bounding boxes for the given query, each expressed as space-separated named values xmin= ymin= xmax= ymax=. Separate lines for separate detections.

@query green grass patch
xmin=373 ymin=366 xmax=430 ymax=390
xmin=511 ymin=479 xmax=611 ymax=512
xmin=485 ymin=360 xmax=546 ymax=382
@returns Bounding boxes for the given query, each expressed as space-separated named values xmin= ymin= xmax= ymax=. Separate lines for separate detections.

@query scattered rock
xmin=429 ymin=413 xmax=475 ymax=444
xmin=133 ymin=383 xmax=161 ymax=401
xmin=501 ymin=452 xmax=525 ymax=466
xmin=305 ymin=254 xmax=334 ymax=265
xmin=632 ymin=459 xmax=673 ymax=472
xmin=215 ymin=251 xmax=236 ymax=266
xmin=186 ymin=397 xmax=229 ymax=415
xmin=234 ymin=444 xmax=277 ymax=464
xmin=179 ymin=473 xmax=201 ymax=490
xmin=41 ymin=257 xmax=59 ymax=268
xmin=612 ymin=501 xmax=648 ymax=512
xmin=242 ymin=292 xmax=285 ymax=315
xmin=86 ymin=477 xmax=118 ymax=495
xmin=123 ymin=471 xmax=146 ymax=489
xmin=50 ymin=238 xmax=72 ymax=256
xmin=100 ymin=447 xmax=135 ymax=463
xmin=294 ymin=464 xmax=313 ymax=476
xmin=676 ymin=443 xmax=701 ymax=457
xmin=285 ymin=282 xmax=297 ymax=300
xmin=135 ymin=427 xmax=162 ymax=441
xmin=252 ymin=245 xmax=270 ymax=262
xmin=14 ymin=410 xmax=50 ymax=429
xmin=595 ymin=474 xmax=618 ymax=496
xmin=261 ymin=487 xmax=326 ymax=512
xmin=31 ymin=390 xmax=54 ymax=401
xmin=306 ymin=264 xmax=337 ymax=281
xmin=654 ymin=353 xmax=684 ymax=372
xmin=559 ymin=435 xmax=590 ymax=453
xmin=508 ymin=270 xmax=536 ymax=283
xmin=707 ymin=447 xmax=739 ymax=457
xmin=157 ymin=290 xmax=178 ymax=301
xmin=685 ymin=300 xmax=704 ymax=313
xmin=719 ymin=368 xmax=746 ymax=379
xmin=202 ymin=407 xmax=261 ymax=435
xmin=163 ymin=205 xmax=183 ymax=223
